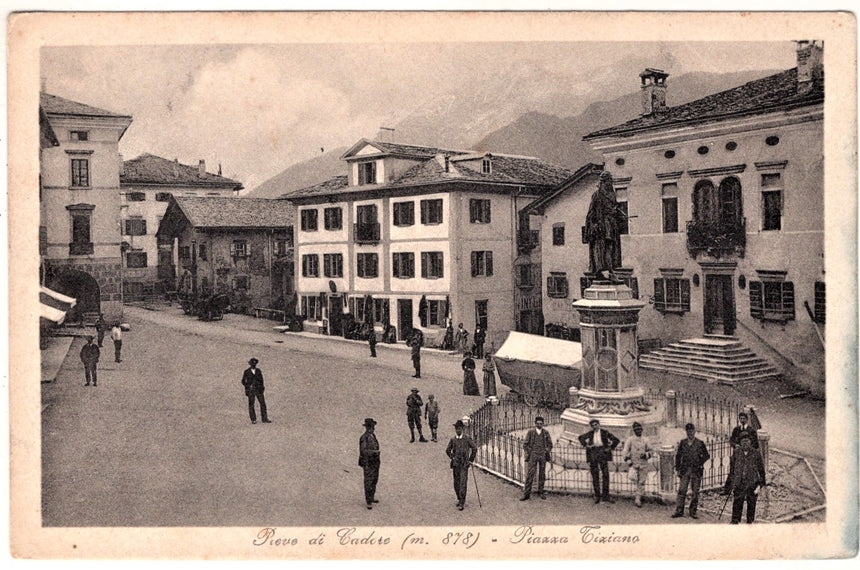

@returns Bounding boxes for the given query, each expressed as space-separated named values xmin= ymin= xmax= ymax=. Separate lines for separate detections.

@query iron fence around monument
xmin=467 ymin=390 xmax=757 ymax=499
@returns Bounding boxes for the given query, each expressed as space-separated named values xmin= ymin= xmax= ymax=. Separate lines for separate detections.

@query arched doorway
xmin=49 ymin=269 xmax=100 ymax=321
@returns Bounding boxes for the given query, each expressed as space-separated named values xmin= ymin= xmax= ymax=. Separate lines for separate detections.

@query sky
xmin=41 ymin=41 xmax=799 ymax=193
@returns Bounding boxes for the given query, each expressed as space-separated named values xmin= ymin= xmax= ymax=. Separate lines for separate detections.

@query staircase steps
xmin=639 ymin=336 xmax=781 ymax=385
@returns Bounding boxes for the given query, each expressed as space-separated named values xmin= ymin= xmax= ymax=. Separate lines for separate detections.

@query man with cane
xmin=729 ymin=433 xmax=766 ymax=524
xmin=446 ymin=419 xmax=477 ymax=511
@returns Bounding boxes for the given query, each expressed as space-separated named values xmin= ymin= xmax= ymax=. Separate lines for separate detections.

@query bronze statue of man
xmin=585 ymin=171 xmax=625 ymax=278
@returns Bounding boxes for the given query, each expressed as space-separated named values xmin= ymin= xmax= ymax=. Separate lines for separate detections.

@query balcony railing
xmin=353 ymin=222 xmax=380 ymax=244
xmin=686 ymin=217 xmax=746 ymax=259
xmin=517 ymin=229 xmax=540 ymax=254
xmin=69 ymin=242 xmax=94 ymax=255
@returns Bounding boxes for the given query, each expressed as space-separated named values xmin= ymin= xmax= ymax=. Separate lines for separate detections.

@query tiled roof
xmin=447 ymin=154 xmax=574 ymax=187
xmin=172 ymin=197 xmax=294 ymax=228
xmin=585 ymin=68 xmax=824 ymax=140
xmin=121 ymin=153 xmax=243 ymax=189
xmin=40 ymin=92 xmax=131 ymax=118
xmin=279 ymin=175 xmax=349 ymax=199
xmin=341 ymin=138 xmax=473 ymax=160
xmin=40 ymin=106 xmax=59 ymax=148
xmin=524 ymin=163 xmax=604 ymax=214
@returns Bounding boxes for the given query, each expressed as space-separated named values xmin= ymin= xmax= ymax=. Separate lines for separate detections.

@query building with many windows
xmin=535 ymin=41 xmax=824 ymax=388
xmin=39 ymin=92 xmax=133 ymax=322
xmin=156 ymin=197 xmax=295 ymax=314
xmin=119 ymin=153 xmax=243 ymax=299
xmin=282 ymin=139 xmax=573 ymax=348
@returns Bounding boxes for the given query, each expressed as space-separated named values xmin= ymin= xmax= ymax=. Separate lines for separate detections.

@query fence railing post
xmin=666 ymin=390 xmax=677 ymax=428
xmin=659 ymin=444 xmax=676 ymax=503
xmin=758 ymin=430 xmax=770 ymax=475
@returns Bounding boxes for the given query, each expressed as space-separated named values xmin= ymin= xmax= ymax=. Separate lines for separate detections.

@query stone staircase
xmin=638 ymin=335 xmax=781 ymax=385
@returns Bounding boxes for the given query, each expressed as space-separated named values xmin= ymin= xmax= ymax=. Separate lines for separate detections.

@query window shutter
xmin=749 ymin=281 xmax=763 ymax=319
xmin=420 ymin=201 xmax=428 ymax=224
xmin=140 ymin=220 xmax=147 ymax=235
xmin=653 ymin=278 xmax=665 ymax=311
xmin=782 ymin=281 xmax=795 ymax=320
xmin=486 ymin=251 xmax=493 ymax=276
xmin=681 ymin=279 xmax=691 ymax=311
xmin=484 ymin=201 xmax=491 ymax=223
xmin=470 ymin=252 xmax=478 ymax=277
xmin=421 ymin=252 xmax=428 ymax=278
xmin=123 ymin=220 xmax=129 ymax=235
xmin=561 ymin=277 xmax=568 ymax=298
xmin=469 ymin=200 xmax=477 ymax=223
xmin=392 ymin=253 xmax=399 ymax=278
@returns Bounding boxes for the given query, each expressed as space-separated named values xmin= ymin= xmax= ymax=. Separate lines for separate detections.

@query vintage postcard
xmin=7 ymin=10 xmax=857 ymax=560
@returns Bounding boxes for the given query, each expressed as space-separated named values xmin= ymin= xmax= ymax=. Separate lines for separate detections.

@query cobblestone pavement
xmin=41 ymin=304 xmax=826 ymax=527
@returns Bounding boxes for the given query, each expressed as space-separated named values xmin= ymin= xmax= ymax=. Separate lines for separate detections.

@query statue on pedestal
xmin=585 ymin=171 xmax=625 ymax=280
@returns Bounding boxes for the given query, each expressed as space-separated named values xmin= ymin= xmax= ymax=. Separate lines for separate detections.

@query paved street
xmin=42 ymin=305 xmax=717 ymax=528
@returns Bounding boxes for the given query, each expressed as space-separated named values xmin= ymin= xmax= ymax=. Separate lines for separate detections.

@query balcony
xmin=353 ymin=222 xmax=380 ymax=244
xmin=517 ymin=229 xmax=540 ymax=254
xmin=686 ymin=217 xmax=746 ymax=259
xmin=69 ymin=242 xmax=94 ymax=255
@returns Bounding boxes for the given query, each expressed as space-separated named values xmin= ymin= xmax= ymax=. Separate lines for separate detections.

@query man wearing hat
xmin=358 ymin=418 xmax=381 ymax=509
xmin=622 ymin=422 xmax=654 ymax=507
xmin=578 ymin=419 xmax=620 ymax=504
xmin=721 ymin=411 xmax=760 ymax=495
xmin=521 ymin=416 xmax=553 ymax=501
xmin=672 ymin=423 xmax=710 ymax=519
xmin=446 ymin=419 xmax=477 ymax=510
xmin=729 ymin=432 xmax=766 ymax=524
xmin=80 ymin=335 xmax=100 ymax=386
xmin=241 ymin=358 xmax=270 ymax=424
xmin=406 ymin=388 xmax=428 ymax=443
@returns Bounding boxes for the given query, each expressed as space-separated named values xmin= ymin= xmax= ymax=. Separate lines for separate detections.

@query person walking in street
xmin=241 ymin=357 xmax=270 ymax=424
xmin=482 ymin=352 xmax=497 ymax=397
xmin=358 ymin=418 xmax=381 ymax=510
xmin=472 ymin=326 xmax=486 ymax=359
xmin=368 ymin=328 xmax=377 ymax=358
xmin=80 ymin=335 xmax=100 ymax=387
xmin=461 ymin=351 xmax=480 ymax=396
xmin=622 ymin=421 xmax=654 ymax=507
xmin=578 ymin=419 xmax=620 ymax=504
xmin=721 ymin=411 xmax=760 ymax=495
xmin=410 ymin=336 xmax=421 ymax=378
xmin=729 ymin=433 xmax=766 ymax=524
xmin=94 ymin=314 xmax=106 ymax=347
xmin=406 ymin=388 xmax=428 ymax=443
xmin=442 ymin=322 xmax=454 ymax=351
xmin=446 ymin=419 xmax=477 ymax=510
xmin=110 ymin=322 xmax=123 ymax=363
xmin=521 ymin=416 xmax=553 ymax=501
xmin=455 ymin=323 xmax=469 ymax=354
xmin=672 ymin=423 xmax=710 ymax=519
xmin=425 ymin=394 xmax=440 ymax=442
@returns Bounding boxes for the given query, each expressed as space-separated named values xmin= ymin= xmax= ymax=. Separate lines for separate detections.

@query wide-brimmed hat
xmin=248 ymin=358 xmax=259 ymax=366
xmin=363 ymin=418 xmax=377 ymax=427
xmin=535 ymin=416 xmax=545 ymax=423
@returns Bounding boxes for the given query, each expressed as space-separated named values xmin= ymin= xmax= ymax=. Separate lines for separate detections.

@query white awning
xmin=494 ymin=331 xmax=582 ymax=369
xmin=40 ymin=286 xmax=77 ymax=308
xmin=40 ymin=303 xmax=66 ymax=324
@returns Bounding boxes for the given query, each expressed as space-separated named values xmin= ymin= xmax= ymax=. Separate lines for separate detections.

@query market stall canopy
xmin=494 ymin=331 xmax=582 ymax=368
xmin=40 ymin=303 xmax=66 ymax=324
xmin=40 ymin=286 xmax=77 ymax=311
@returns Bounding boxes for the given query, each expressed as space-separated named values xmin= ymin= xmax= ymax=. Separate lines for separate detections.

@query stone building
xmin=119 ymin=153 xmax=243 ymax=300
xmin=156 ymin=197 xmax=295 ymax=314
xmin=39 ymin=92 xmax=133 ymax=322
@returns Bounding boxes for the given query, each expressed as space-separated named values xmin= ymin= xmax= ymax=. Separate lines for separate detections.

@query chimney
xmin=640 ymin=68 xmax=670 ymax=116
xmin=173 ymin=159 xmax=179 ymax=178
xmin=444 ymin=155 xmax=450 ymax=173
xmin=198 ymin=159 xmax=206 ymax=178
xmin=796 ymin=40 xmax=824 ymax=89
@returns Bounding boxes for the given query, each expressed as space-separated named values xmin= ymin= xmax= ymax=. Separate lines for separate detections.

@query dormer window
xmin=358 ymin=161 xmax=377 ymax=185
xmin=70 ymin=130 xmax=89 ymax=141
xmin=482 ymin=156 xmax=492 ymax=174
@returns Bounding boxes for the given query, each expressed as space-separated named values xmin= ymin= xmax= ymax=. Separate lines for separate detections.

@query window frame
xmin=552 ymin=223 xmax=565 ymax=246
xmin=356 ymin=252 xmax=379 ymax=279
xmin=70 ymin=158 xmax=90 ymax=188
xmin=357 ymin=161 xmax=377 ymax=186
xmin=420 ymin=251 xmax=444 ymax=279
xmin=392 ymin=251 xmax=415 ymax=279
xmin=301 ymin=295 xmax=322 ymax=320
xmin=323 ymin=207 xmax=343 ymax=231
xmin=301 ymin=254 xmax=320 ymax=278
xmin=393 ymin=201 xmax=415 ymax=227
xmin=749 ymin=277 xmax=795 ymax=322
xmin=470 ymin=250 xmax=494 ymax=277
xmin=300 ymin=209 xmax=319 ymax=232
xmin=761 ymin=173 xmax=783 ymax=231
xmin=323 ymin=253 xmax=344 ymax=278
xmin=469 ymin=198 xmax=491 ymax=224
xmin=125 ymin=250 xmax=148 ymax=268
xmin=231 ymin=240 xmax=249 ymax=258
xmin=420 ymin=199 xmax=444 ymax=225
xmin=547 ymin=273 xmax=569 ymax=298
xmin=198 ymin=243 xmax=208 ymax=262
xmin=427 ymin=299 xmax=447 ymax=327
xmin=69 ymin=130 xmax=89 ymax=141
xmin=653 ymin=277 xmax=691 ymax=313
xmin=123 ymin=218 xmax=147 ymax=236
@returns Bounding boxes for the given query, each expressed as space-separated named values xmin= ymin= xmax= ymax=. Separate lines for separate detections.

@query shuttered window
xmin=653 ymin=278 xmax=690 ymax=313
xmin=749 ymin=280 xmax=795 ymax=321
xmin=470 ymin=251 xmax=494 ymax=277
xmin=547 ymin=273 xmax=568 ymax=298
xmin=420 ymin=252 xmax=444 ymax=278
xmin=469 ymin=199 xmax=491 ymax=223
xmin=301 ymin=254 xmax=319 ymax=277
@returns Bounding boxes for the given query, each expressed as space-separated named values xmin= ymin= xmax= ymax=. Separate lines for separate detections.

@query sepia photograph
xmin=7 ymin=9 xmax=857 ymax=561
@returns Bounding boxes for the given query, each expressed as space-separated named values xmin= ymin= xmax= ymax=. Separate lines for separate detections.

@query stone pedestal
xmin=559 ymin=282 xmax=663 ymax=443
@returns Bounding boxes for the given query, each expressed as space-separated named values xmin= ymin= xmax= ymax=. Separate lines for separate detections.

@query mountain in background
xmin=247 ymin=68 xmax=779 ymax=199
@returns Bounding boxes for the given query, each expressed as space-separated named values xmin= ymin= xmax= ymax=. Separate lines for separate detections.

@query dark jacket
xmin=578 ymin=428 xmax=620 ymax=463
xmin=731 ymin=447 xmax=766 ymax=492
xmin=446 ymin=434 xmax=477 ymax=468
xmin=358 ymin=431 xmax=380 ymax=467
xmin=729 ymin=425 xmax=759 ymax=449
xmin=241 ymin=367 xmax=265 ymax=395
xmin=524 ymin=428 xmax=553 ymax=463
xmin=674 ymin=437 xmax=710 ymax=475
xmin=406 ymin=393 xmax=423 ymax=416
xmin=80 ymin=343 xmax=100 ymax=365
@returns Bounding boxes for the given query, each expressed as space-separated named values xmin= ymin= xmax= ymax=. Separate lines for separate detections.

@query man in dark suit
xmin=446 ymin=419 xmax=477 ymax=510
xmin=521 ymin=416 xmax=553 ymax=501
xmin=730 ymin=433 xmax=767 ymax=524
xmin=672 ymin=423 xmax=710 ymax=519
xmin=578 ymin=419 xmax=620 ymax=503
xmin=721 ymin=411 xmax=760 ymax=494
xmin=80 ymin=335 xmax=100 ymax=387
xmin=358 ymin=418 xmax=380 ymax=510
xmin=410 ymin=336 xmax=421 ymax=378
xmin=241 ymin=357 xmax=270 ymax=424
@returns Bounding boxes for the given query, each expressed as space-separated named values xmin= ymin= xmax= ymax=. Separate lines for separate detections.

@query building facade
xmin=39 ymin=92 xmax=133 ymax=322
xmin=283 ymin=140 xmax=573 ymax=349
xmin=156 ymin=197 xmax=295 ymax=314
xmin=119 ymin=153 xmax=243 ymax=299
xmin=542 ymin=42 xmax=824 ymax=386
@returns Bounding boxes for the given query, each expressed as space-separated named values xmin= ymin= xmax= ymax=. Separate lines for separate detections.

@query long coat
xmin=731 ymin=448 xmax=766 ymax=492
xmin=241 ymin=367 xmax=265 ymax=395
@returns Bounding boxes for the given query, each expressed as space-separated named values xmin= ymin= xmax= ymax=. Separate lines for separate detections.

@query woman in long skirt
xmin=461 ymin=352 xmax=480 ymax=396
xmin=482 ymin=352 xmax=497 ymax=397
